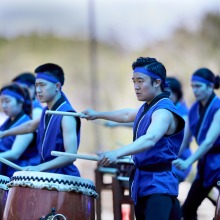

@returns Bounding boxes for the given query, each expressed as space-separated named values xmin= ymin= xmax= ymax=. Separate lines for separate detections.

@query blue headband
xmin=36 ymin=72 xmax=61 ymax=84
xmin=133 ymin=67 xmax=168 ymax=87
xmin=1 ymin=89 xmax=24 ymax=102
xmin=133 ymin=67 xmax=163 ymax=80
xmin=191 ymin=75 xmax=214 ymax=85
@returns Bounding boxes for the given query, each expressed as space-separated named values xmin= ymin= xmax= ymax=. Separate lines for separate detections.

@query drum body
xmin=215 ymin=194 xmax=220 ymax=220
xmin=3 ymin=171 xmax=98 ymax=220
xmin=0 ymin=175 xmax=10 ymax=219
xmin=215 ymin=181 xmax=220 ymax=220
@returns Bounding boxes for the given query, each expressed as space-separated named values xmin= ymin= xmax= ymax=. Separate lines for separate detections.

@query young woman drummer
xmin=12 ymin=72 xmax=43 ymax=120
xmin=0 ymin=83 xmax=39 ymax=177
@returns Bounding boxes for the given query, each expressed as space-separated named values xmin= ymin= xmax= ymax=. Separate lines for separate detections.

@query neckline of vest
xmin=4 ymin=111 xmax=26 ymax=130
xmin=143 ymin=91 xmax=170 ymax=112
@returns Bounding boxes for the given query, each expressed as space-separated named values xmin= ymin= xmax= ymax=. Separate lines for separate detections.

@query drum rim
xmin=7 ymin=171 xmax=99 ymax=198
xmin=12 ymin=171 xmax=94 ymax=184
xmin=0 ymin=174 xmax=10 ymax=190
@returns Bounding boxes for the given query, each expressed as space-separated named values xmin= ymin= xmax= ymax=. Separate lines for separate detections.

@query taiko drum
xmin=0 ymin=175 xmax=10 ymax=219
xmin=3 ymin=171 xmax=98 ymax=220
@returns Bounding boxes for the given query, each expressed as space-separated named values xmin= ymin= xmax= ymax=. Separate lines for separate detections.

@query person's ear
xmin=154 ymin=79 xmax=162 ymax=88
xmin=207 ymin=84 xmax=214 ymax=90
xmin=55 ymin=82 xmax=62 ymax=91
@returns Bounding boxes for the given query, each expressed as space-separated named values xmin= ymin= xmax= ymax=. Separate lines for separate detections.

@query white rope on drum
xmin=52 ymin=214 xmax=67 ymax=220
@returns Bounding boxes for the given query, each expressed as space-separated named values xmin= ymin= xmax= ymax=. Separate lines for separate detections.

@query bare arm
xmin=0 ymin=133 xmax=33 ymax=160
xmin=81 ymin=108 xmax=138 ymax=123
xmin=104 ymin=121 xmax=134 ymax=128
xmin=32 ymin=107 xmax=42 ymax=121
xmin=98 ymin=109 xmax=175 ymax=165
xmin=186 ymin=109 xmax=220 ymax=163
xmin=178 ymin=118 xmax=192 ymax=156
xmin=0 ymin=118 xmax=40 ymax=137
xmin=36 ymin=115 xmax=78 ymax=171
xmin=173 ymin=109 xmax=220 ymax=170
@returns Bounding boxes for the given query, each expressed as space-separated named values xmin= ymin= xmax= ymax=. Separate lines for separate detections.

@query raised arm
xmin=0 ymin=118 xmax=40 ymax=138
xmin=173 ymin=109 xmax=220 ymax=170
xmin=98 ymin=109 xmax=175 ymax=166
xmin=104 ymin=121 xmax=134 ymax=128
xmin=82 ymin=108 xmax=138 ymax=123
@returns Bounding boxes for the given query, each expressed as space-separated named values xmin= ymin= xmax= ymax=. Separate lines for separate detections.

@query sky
xmin=0 ymin=0 xmax=220 ymax=49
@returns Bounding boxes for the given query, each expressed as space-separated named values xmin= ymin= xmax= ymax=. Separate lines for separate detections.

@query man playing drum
xmin=0 ymin=63 xmax=81 ymax=176
xmin=82 ymin=57 xmax=185 ymax=220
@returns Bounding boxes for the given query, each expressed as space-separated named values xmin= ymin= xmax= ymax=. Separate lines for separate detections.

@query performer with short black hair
xmin=82 ymin=57 xmax=185 ymax=220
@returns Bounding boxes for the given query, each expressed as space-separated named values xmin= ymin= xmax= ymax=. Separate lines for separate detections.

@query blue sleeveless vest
xmin=0 ymin=114 xmax=40 ymax=177
xmin=131 ymin=95 xmax=184 ymax=204
xmin=37 ymin=98 xmax=81 ymax=176
xmin=188 ymin=94 xmax=220 ymax=187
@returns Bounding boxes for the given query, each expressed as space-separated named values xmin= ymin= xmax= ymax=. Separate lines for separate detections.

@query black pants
xmin=182 ymin=178 xmax=213 ymax=220
xmin=134 ymin=194 xmax=181 ymax=220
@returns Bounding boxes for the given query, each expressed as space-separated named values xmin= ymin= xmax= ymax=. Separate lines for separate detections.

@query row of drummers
xmin=1 ymin=61 xmax=220 ymax=220
xmin=0 ymin=67 xmax=98 ymax=220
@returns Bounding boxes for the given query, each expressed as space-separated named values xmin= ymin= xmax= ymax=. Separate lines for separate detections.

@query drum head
xmin=7 ymin=171 xmax=98 ymax=198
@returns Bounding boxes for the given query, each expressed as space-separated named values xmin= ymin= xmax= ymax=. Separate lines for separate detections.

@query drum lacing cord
xmin=52 ymin=214 xmax=66 ymax=220
xmin=0 ymin=179 xmax=9 ymax=184
xmin=11 ymin=176 xmax=96 ymax=190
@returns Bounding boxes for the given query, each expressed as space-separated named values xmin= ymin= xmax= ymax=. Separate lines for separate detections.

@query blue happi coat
xmin=0 ymin=113 xmax=40 ymax=177
xmin=188 ymin=93 xmax=220 ymax=187
xmin=131 ymin=93 xmax=185 ymax=204
xmin=37 ymin=96 xmax=81 ymax=176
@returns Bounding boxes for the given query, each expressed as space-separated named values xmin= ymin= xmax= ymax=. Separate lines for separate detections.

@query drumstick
xmin=51 ymin=151 xmax=134 ymax=164
xmin=46 ymin=110 xmax=85 ymax=117
xmin=0 ymin=157 xmax=24 ymax=171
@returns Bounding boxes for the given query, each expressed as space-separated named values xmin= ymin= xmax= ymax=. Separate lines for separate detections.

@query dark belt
xmin=137 ymin=162 xmax=172 ymax=172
